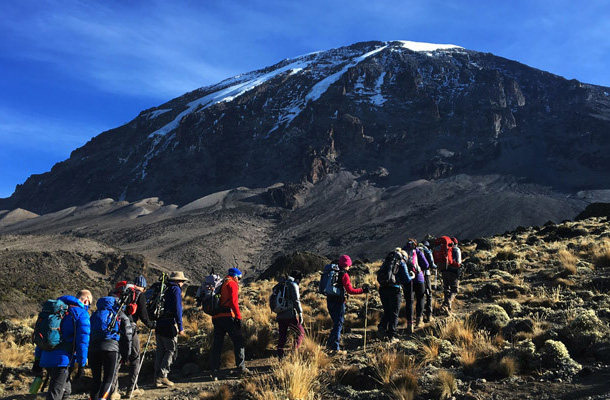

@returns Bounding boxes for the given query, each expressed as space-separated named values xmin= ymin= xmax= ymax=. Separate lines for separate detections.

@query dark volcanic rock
xmin=259 ymin=251 xmax=330 ymax=280
xmin=576 ymin=203 xmax=610 ymax=220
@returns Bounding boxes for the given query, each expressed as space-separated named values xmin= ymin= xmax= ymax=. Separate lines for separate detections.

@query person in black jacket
xmin=123 ymin=275 xmax=156 ymax=399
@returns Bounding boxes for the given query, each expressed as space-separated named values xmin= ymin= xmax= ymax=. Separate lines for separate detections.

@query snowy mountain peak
xmin=393 ymin=40 xmax=463 ymax=52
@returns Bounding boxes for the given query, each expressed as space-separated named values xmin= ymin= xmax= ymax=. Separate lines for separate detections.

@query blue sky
xmin=1 ymin=0 xmax=609 ymax=200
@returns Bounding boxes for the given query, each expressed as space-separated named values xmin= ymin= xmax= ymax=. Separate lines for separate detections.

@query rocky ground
xmin=1 ymin=208 xmax=610 ymax=399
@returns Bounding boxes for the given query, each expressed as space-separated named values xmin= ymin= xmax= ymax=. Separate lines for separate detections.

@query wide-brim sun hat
xmin=169 ymin=271 xmax=189 ymax=282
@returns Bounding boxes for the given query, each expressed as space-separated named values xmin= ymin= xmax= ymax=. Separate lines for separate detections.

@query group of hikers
xmin=30 ymin=235 xmax=461 ymax=400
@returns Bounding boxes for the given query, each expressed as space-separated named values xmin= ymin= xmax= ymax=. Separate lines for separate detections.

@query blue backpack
xmin=32 ymin=299 xmax=70 ymax=351
xmin=90 ymin=297 xmax=121 ymax=343
xmin=319 ymin=264 xmax=342 ymax=297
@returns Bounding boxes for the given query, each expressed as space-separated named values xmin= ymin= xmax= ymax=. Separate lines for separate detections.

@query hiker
xmin=326 ymin=255 xmax=370 ymax=352
xmin=275 ymin=270 xmax=305 ymax=359
xmin=420 ymin=240 xmax=437 ymax=323
xmin=124 ymin=275 xmax=156 ymax=399
xmin=33 ymin=289 xmax=92 ymax=400
xmin=154 ymin=271 xmax=188 ymax=388
xmin=89 ymin=295 xmax=132 ymax=400
xmin=442 ymin=237 xmax=462 ymax=312
xmin=210 ymin=267 xmax=249 ymax=376
xmin=377 ymin=249 xmax=414 ymax=342
xmin=403 ymin=239 xmax=428 ymax=333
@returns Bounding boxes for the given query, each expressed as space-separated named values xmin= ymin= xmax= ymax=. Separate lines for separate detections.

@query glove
xmin=151 ymin=320 xmax=157 ymax=329
xmin=407 ymin=271 xmax=416 ymax=281
xmin=234 ymin=319 xmax=242 ymax=330
xmin=362 ymin=284 xmax=370 ymax=294
xmin=32 ymin=359 xmax=42 ymax=375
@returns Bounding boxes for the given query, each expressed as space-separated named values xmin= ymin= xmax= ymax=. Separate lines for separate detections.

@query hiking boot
xmin=126 ymin=388 xmax=144 ymax=398
xmin=415 ymin=318 xmax=422 ymax=328
xmin=155 ymin=377 xmax=174 ymax=388
xmin=406 ymin=324 xmax=413 ymax=334
xmin=423 ymin=314 xmax=431 ymax=323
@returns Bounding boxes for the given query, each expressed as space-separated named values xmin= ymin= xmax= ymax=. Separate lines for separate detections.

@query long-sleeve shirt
xmin=132 ymin=290 xmax=155 ymax=329
xmin=158 ymin=281 xmax=184 ymax=332
xmin=214 ymin=276 xmax=242 ymax=320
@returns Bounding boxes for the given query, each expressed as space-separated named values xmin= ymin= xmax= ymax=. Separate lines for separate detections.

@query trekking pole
xmin=128 ymin=328 xmax=154 ymax=396
xmin=363 ymin=292 xmax=368 ymax=352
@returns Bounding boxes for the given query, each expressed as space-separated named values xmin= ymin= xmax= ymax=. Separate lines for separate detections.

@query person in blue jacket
xmin=154 ymin=271 xmax=187 ymax=388
xmin=33 ymin=289 xmax=92 ymax=400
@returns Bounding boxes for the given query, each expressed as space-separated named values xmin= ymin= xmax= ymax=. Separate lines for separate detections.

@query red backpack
xmin=433 ymin=236 xmax=459 ymax=270
xmin=112 ymin=281 xmax=139 ymax=315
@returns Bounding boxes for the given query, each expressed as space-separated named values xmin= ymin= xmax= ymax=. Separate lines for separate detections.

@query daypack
xmin=377 ymin=251 xmax=403 ymax=286
xmin=199 ymin=274 xmax=228 ymax=316
xmin=145 ymin=276 xmax=168 ymax=321
xmin=90 ymin=297 xmax=121 ymax=343
xmin=32 ymin=299 xmax=70 ymax=351
xmin=269 ymin=280 xmax=293 ymax=313
xmin=319 ymin=264 xmax=342 ymax=297
xmin=111 ymin=281 xmax=139 ymax=315
xmin=433 ymin=236 xmax=459 ymax=270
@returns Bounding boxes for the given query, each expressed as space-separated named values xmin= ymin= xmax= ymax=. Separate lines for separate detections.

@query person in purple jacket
xmin=403 ymin=239 xmax=429 ymax=333
xmin=33 ymin=290 xmax=92 ymax=400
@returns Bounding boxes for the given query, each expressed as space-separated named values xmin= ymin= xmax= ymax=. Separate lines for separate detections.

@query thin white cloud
xmin=0 ymin=107 xmax=98 ymax=151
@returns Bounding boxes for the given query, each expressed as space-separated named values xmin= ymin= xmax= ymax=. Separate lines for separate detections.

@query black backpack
xmin=145 ymin=273 xmax=168 ymax=321
xmin=377 ymin=250 xmax=403 ymax=286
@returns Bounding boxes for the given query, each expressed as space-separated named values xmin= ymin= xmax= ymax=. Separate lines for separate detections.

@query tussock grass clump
xmin=436 ymin=369 xmax=457 ymax=400
xmin=593 ymin=240 xmax=610 ymax=269
xmin=299 ymin=335 xmax=331 ymax=368
xmin=373 ymin=350 xmax=401 ymax=384
xmin=494 ymin=356 xmax=519 ymax=378
xmin=199 ymin=384 xmax=233 ymax=400
xmin=0 ymin=335 xmax=34 ymax=367
xmin=273 ymin=352 xmax=320 ymax=400
xmin=495 ymin=247 xmax=518 ymax=261
xmin=388 ymin=369 xmax=418 ymax=400
xmin=557 ymin=249 xmax=578 ymax=275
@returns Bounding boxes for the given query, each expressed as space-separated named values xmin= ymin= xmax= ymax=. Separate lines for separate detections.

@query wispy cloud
xmin=0 ymin=107 xmax=98 ymax=151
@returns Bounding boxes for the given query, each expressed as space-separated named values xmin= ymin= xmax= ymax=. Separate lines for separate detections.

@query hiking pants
xmin=210 ymin=317 xmax=245 ymax=371
xmin=326 ymin=297 xmax=345 ymax=350
xmin=46 ymin=366 xmax=71 ymax=400
xmin=89 ymin=350 xmax=119 ymax=400
xmin=155 ymin=332 xmax=178 ymax=379
xmin=277 ymin=317 xmax=305 ymax=358
xmin=424 ymin=274 xmax=433 ymax=318
xmin=442 ymin=268 xmax=460 ymax=307
xmin=403 ymin=280 xmax=425 ymax=324
xmin=378 ymin=286 xmax=402 ymax=339
xmin=128 ymin=328 xmax=142 ymax=389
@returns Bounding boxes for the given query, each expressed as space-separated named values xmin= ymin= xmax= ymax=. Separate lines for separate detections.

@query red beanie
xmin=338 ymin=254 xmax=352 ymax=268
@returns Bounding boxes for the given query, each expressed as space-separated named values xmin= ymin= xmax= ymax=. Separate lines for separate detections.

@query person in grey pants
xmin=275 ymin=271 xmax=305 ymax=358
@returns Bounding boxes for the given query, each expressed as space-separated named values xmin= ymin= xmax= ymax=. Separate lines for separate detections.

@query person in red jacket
xmin=209 ymin=268 xmax=248 ymax=376
xmin=326 ymin=255 xmax=369 ymax=352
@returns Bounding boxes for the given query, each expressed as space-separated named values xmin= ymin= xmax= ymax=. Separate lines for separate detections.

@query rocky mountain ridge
xmin=2 ymin=40 xmax=610 ymax=214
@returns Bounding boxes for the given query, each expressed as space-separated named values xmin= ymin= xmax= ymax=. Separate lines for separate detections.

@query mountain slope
xmin=2 ymin=40 xmax=610 ymax=214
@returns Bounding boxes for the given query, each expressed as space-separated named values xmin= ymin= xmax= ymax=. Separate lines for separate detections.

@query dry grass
xmin=273 ymin=351 xmax=320 ymax=400
xmin=299 ymin=335 xmax=331 ymax=368
xmin=436 ymin=317 xmax=474 ymax=348
xmin=557 ymin=249 xmax=578 ymax=275
xmin=436 ymin=369 xmax=457 ymax=400
xmin=418 ymin=337 xmax=440 ymax=364
xmin=0 ymin=336 xmax=34 ymax=367
xmin=593 ymin=240 xmax=610 ymax=269
xmin=495 ymin=247 xmax=518 ymax=261
xmin=495 ymin=356 xmax=519 ymax=378
xmin=199 ymin=384 xmax=233 ymax=400
xmin=388 ymin=369 xmax=418 ymax=400
xmin=373 ymin=350 xmax=401 ymax=384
